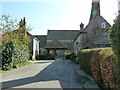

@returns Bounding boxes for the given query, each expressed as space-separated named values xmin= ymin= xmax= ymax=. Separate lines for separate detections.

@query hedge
xmin=71 ymin=48 xmax=119 ymax=89
xmin=1 ymin=40 xmax=29 ymax=70
xmin=36 ymin=54 xmax=55 ymax=60
xmin=77 ymin=48 xmax=98 ymax=75
xmin=109 ymin=15 xmax=120 ymax=85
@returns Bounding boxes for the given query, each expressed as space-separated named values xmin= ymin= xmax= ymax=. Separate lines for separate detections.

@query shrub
xmin=91 ymin=49 xmax=102 ymax=85
xmin=109 ymin=15 xmax=120 ymax=85
xmin=74 ymin=48 xmax=119 ymax=89
xmin=70 ymin=55 xmax=77 ymax=62
xmin=2 ymin=40 xmax=29 ymax=70
xmin=36 ymin=54 xmax=55 ymax=60
xmin=77 ymin=49 xmax=95 ymax=75
xmin=65 ymin=53 xmax=73 ymax=59
xmin=98 ymin=48 xmax=118 ymax=88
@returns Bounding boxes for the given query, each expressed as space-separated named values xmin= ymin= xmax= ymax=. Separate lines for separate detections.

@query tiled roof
xmin=47 ymin=30 xmax=80 ymax=40
xmin=45 ymin=40 xmax=67 ymax=49
xmin=34 ymin=35 xmax=47 ymax=48
xmin=46 ymin=30 xmax=80 ymax=49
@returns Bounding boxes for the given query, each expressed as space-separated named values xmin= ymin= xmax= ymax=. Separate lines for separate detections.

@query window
xmin=101 ymin=23 xmax=106 ymax=28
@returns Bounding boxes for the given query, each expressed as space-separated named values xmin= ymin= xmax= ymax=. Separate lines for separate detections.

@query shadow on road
xmin=2 ymin=60 xmax=80 ymax=89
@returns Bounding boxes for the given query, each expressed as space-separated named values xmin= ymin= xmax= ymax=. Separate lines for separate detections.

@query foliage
xmin=36 ymin=54 xmax=55 ymax=60
xmin=0 ymin=14 xmax=33 ymax=71
xmin=77 ymin=49 xmax=95 ymax=75
xmin=0 ymin=61 xmax=32 ymax=72
xmin=72 ymin=48 xmax=119 ymax=89
xmin=1 ymin=40 xmax=29 ymax=70
xmin=64 ymin=52 xmax=72 ymax=55
xmin=0 ymin=14 xmax=18 ymax=34
xmin=0 ymin=14 xmax=32 ymax=33
xmin=70 ymin=55 xmax=78 ymax=64
xmin=1 ymin=14 xmax=32 ymax=46
xmin=98 ymin=48 xmax=118 ymax=88
xmin=109 ymin=15 xmax=120 ymax=85
xmin=65 ymin=53 xmax=73 ymax=59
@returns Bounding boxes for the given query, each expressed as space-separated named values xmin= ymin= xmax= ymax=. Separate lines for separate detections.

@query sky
xmin=1 ymin=0 xmax=119 ymax=35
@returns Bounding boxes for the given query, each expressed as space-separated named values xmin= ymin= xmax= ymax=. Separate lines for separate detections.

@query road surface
xmin=1 ymin=60 xmax=82 ymax=89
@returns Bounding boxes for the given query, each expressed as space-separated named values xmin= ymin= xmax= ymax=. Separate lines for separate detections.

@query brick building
xmin=73 ymin=0 xmax=111 ymax=55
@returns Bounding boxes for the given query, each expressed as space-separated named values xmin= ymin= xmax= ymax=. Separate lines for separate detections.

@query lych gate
xmin=45 ymin=40 xmax=67 ymax=60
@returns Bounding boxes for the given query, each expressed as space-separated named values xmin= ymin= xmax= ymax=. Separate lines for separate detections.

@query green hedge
xmin=65 ymin=53 xmax=73 ymax=60
xmin=1 ymin=40 xmax=29 ymax=70
xmin=36 ymin=54 xmax=55 ymax=60
xmin=71 ymin=48 xmax=119 ymax=89
xmin=77 ymin=49 xmax=97 ymax=75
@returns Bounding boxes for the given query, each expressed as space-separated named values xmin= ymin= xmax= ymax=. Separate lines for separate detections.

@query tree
xmin=109 ymin=15 xmax=120 ymax=86
xmin=0 ymin=14 xmax=32 ymax=46
xmin=0 ymin=14 xmax=18 ymax=34
xmin=0 ymin=14 xmax=34 ymax=70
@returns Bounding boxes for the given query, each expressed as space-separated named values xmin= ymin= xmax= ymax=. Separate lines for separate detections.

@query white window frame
xmin=101 ymin=23 xmax=106 ymax=29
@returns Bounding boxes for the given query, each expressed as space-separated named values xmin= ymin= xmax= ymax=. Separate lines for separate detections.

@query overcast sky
xmin=1 ymin=0 xmax=119 ymax=35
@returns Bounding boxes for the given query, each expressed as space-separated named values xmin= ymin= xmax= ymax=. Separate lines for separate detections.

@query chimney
xmin=19 ymin=19 xmax=22 ymax=27
xmin=23 ymin=17 xmax=26 ymax=25
xmin=80 ymin=23 xmax=84 ymax=30
xmin=89 ymin=0 xmax=100 ymax=22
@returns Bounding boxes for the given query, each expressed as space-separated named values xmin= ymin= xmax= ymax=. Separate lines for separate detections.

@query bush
xmin=98 ymin=48 xmax=118 ymax=88
xmin=65 ymin=53 xmax=73 ymax=59
xmin=77 ymin=49 xmax=95 ymax=75
xmin=70 ymin=55 xmax=77 ymax=61
xmin=36 ymin=54 xmax=55 ymax=60
xmin=73 ymin=48 xmax=119 ymax=89
xmin=2 ymin=40 xmax=29 ymax=70
xmin=109 ymin=15 xmax=120 ymax=86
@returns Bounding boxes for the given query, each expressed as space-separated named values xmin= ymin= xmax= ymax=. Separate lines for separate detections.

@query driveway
xmin=1 ymin=60 xmax=82 ymax=89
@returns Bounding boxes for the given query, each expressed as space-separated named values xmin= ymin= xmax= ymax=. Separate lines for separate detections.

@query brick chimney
xmin=80 ymin=23 xmax=84 ymax=30
xmin=23 ymin=17 xmax=26 ymax=26
xmin=19 ymin=17 xmax=26 ymax=28
xmin=19 ymin=17 xmax=27 ymax=36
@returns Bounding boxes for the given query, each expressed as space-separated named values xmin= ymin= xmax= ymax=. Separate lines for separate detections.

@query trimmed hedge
xmin=36 ymin=54 xmax=55 ymax=60
xmin=71 ymin=48 xmax=119 ymax=89
xmin=65 ymin=53 xmax=74 ymax=60
xmin=77 ymin=48 xmax=98 ymax=75
xmin=1 ymin=40 xmax=29 ymax=70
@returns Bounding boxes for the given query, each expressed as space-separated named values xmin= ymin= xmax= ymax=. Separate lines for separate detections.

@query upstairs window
xmin=101 ymin=23 xmax=106 ymax=29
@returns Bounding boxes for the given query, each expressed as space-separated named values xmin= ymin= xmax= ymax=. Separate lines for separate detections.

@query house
xmin=73 ymin=0 xmax=111 ymax=55
xmin=2 ymin=17 xmax=40 ymax=59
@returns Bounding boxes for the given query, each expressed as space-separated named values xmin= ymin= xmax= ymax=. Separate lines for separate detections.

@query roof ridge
xmin=33 ymin=35 xmax=47 ymax=36
xmin=48 ymin=30 xmax=80 ymax=31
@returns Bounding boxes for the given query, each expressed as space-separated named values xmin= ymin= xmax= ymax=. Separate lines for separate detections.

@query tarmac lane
xmin=1 ymin=60 xmax=82 ymax=89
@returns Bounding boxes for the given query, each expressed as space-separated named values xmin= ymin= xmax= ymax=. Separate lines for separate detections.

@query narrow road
xmin=1 ymin=60 xmax=82 ymax=89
